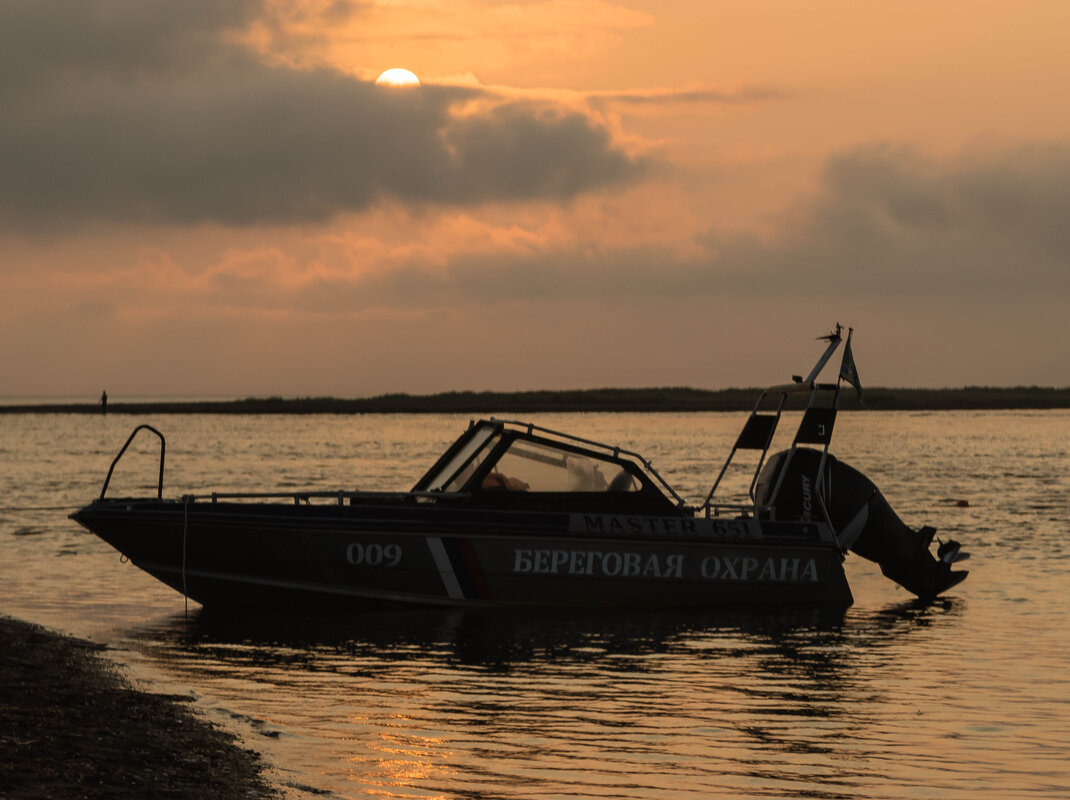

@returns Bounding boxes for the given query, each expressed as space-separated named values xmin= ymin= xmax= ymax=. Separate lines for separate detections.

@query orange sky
xmin=2 ymin=0 xmax=1068 ymax=396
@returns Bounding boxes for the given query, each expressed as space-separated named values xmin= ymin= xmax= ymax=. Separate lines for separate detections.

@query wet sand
xmin=0 ymin=616 xmax=276 ymax=799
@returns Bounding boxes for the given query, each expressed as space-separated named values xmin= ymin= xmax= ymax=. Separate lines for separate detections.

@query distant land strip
xmin=4 ymin=386 xmax=1070 ymax=414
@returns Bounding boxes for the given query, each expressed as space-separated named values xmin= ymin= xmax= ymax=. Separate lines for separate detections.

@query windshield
xmin=443 ymin=433 xmax=501 ymax=492
xmin=421 ymin=425 xmax=499 ymax=492
xmin=481 ymin=439 xmax=638 ymax=493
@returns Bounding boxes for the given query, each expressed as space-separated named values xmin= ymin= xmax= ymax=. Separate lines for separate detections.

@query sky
xmin=2 ymin=0 xmax=1069 ymax=397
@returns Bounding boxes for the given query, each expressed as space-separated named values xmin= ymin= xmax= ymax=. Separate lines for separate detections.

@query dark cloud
xmin=773 ymin=143 xmax=1070 ymax=291
xmin=0 ymin=0 xmax=647 ymax=230
xmin=0 ymin=0 xmax=259 ymax=98
xmin=443 ymin=103 xmax=641 ymax=200
xmin=272 ymin=142 xmax=1070 ymax=313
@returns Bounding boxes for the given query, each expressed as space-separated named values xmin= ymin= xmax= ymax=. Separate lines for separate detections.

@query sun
xmin=375 ymin=68 xmax=421 ymax=88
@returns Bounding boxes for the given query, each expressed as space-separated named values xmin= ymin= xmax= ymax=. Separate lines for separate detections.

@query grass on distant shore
xmin=2 ymin=385 xmax=1069 ymax=415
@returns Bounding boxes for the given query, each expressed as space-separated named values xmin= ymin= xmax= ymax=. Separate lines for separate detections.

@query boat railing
xmin=97 ymin=423 xmax=472 ymax=506
xmin=99 ymin=424 xmax=166 ymax=500
xmin=181 ymin=490 xmax=470 ymax=505
xmin=491 ymin=417 xmax=689 ymax=509
xmin=702 ymin=325 xmax=857 ymax=535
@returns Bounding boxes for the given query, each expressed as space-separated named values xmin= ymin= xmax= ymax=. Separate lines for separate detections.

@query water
xmin=2 ymin=411 xmax=1068 ymax=799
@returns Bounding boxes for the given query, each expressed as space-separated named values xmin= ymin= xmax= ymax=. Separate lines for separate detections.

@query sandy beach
xmin=0 ymin=616 xmax=275 ymax=799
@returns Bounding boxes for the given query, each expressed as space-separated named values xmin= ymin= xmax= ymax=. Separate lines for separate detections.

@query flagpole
xmin=803 ymin=324 xmax=843 ymax=384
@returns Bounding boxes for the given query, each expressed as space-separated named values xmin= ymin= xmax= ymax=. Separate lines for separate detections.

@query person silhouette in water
xmin=101 ymin=390 xmax=107 ymax=415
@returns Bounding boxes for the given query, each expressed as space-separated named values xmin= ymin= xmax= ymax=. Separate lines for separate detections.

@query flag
xmin=840 ymin=331 xmax=863 ymax=403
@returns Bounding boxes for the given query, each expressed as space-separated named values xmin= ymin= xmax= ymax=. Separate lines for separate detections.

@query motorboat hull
xmin=72 ymin=500 xmax=853 ymax=609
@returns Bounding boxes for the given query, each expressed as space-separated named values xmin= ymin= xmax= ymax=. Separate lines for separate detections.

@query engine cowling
xmin=755 ymin=448 xmax=968 ymax=599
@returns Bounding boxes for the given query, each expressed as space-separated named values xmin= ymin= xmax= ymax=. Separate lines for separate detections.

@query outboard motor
xmin=755 ymin=448 xmax=968 ymax=599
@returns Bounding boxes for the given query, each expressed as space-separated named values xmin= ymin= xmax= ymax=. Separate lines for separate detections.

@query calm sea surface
xmin=2 ymin=411 xmax=1068 ymax=799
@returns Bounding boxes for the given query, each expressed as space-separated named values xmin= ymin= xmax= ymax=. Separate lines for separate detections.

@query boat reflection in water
xmin=125 ymin=600 xmax=966 ymax=799
xmin=140 ymin=598 xmax=962 ymax=671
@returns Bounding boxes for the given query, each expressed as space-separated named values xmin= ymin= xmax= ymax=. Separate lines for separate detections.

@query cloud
xmin=0 ymin=0 xmax=647 ymax=231
xmin=758 ymin=142 xmax=1070 ymax=293
xmin=587 ymin=85 xmax=787 ymax=108
xmin=17 ymin=141 xmax=1064 ymax=311
xmin=3 ymin=137 xmax=1068 ymax=393
xmin=274 ymin=142 xmax=1070 ymax=309
xmin=0 ymin=0 xmax=259 ymax=97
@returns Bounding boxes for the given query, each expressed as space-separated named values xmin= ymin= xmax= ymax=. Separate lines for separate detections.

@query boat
xmin=70 ymin=326 xmax=968 ymax=610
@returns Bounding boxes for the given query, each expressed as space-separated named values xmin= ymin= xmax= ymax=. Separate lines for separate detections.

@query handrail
xmin=194 ymin=490 xmax=470 ymax=503
xmin=702 ymin=325 xmax=848 ymax=519
xmin=99 ymin=425 xmax=166 ymax=500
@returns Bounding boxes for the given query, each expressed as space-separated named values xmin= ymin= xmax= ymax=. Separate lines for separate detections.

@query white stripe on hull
xmin=426 ymin=536 xmax=465 ymax=600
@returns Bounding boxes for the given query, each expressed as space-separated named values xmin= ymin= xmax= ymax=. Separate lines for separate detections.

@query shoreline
xmin=2 ymin=386 xmax=1070 ymax=414
xmin=0 ymin=615 xmax=276 ymax=799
